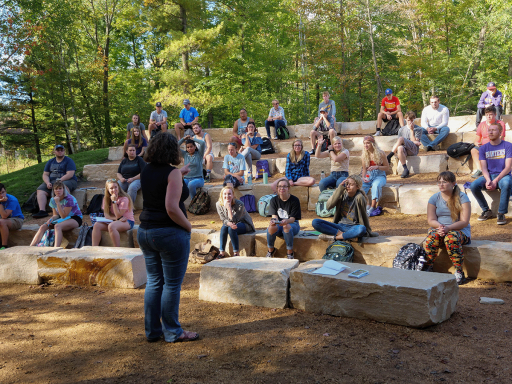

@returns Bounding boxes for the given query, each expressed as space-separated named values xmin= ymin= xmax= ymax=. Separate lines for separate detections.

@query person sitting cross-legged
xmin=0 ymin=183 xmax=24 ymax=250
xmin=309 ymin=107 xmax=336 ymax=155
xmin=316 ymin=136 xmax=349 ymax=192
xmin=222 ymin=142 xmax=246 ymax=188
xmin=271 ymin=139 xmax=315 ymax=192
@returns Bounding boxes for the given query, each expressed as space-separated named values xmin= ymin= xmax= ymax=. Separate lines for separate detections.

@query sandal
xmin=175 ymin=330 xmax=199 ymax=343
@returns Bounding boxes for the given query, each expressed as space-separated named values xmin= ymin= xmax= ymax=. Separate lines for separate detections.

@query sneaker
xmin=33 ymin=210 xmax=49 ymax=218
xmin=309 ymin=149 xmax=315 ymax=155
xmin=426 ymin=146 xmax=434 ymax=152
xmin=272 ymin=137 xmax=278 ymax=140
xmin=204 ymin=173 xmax=211 ymax=183
xmin=386 ymin=152 xmax=394 ymax=163
xmin=374 ymin=130 xmax=382 ymax=136
xmin=400 ymin=167 xmax=410 ymax=178
xmin=477 ymin=210 xmax=493 ymax=221
xmin=454 ymin=270 xmax=466 ymax=285
xmin=266 ymin=248 xmax=277 ymax=258
xmin=471 ymin=169 xmax=483 ymax=179
xmin=318 ymin=234 xmax=335 ymax=242
xmin=286 ymin=252 xmax=295 ymax=260
xmin=497 ymin=213 xmax=506 ymax=225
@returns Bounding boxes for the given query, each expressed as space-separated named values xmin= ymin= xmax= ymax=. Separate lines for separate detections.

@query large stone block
xmin=341 ymin=121 xmax=376 ymax=135
xmin=206 ymin=128 xmax=233 ymax=142
xmin=37 ymin=246 xmax=146 ymax=288
xmin=423 ymin=133 xmax=462 ymax=150
xmin=465 ymin=188 xmax=512 ymax=218
xmin=199 ymin=256 xmax=299 ymax=308
xmin=83 ymin=164 xmax=119 ymax=181
xmin=289 ymin=260 xmax=458 ymax=328
xmin=108 ymin=146 xmax=124 ymax=161
xmin=0 ymin=246 xmax=61 ymax=284
xmin=447 ymin=156 xmax=475 ymax=174
xmin=398 ymin=184 xmax=439 ymax=214
xmin=254 ymin=230 xmax=326 ymax=261
xmin=393 ymin=154 xmax=448 ymax=175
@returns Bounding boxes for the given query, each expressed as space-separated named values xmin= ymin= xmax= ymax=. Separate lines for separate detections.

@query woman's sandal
xmin=175 ymin=330 xmax=199 ymax=343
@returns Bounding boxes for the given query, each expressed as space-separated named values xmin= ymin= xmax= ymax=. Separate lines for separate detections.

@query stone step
xmin=289 ymin=260 xmax=458 ymax=328
xmin=391 ymin=154 xmax=448 ymax=175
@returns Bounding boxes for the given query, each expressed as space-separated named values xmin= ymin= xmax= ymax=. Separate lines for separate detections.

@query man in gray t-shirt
xmin=148 ymin=102 xmax=168 ymax=138
xmin=387 ymin=111 xmax=422 ymax=178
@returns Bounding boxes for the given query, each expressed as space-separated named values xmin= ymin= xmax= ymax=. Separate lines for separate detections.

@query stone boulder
xmin=0 ymin=246 xmax=61 ymax=284
xmin=83 ymin=164 xmax=119 ymax=181
xmin=108 ymin=146 xmax=124 ymax=161
xmin=254 ymin=230 xmax=327 ymax=261
xmin=393 ymin=154 xmax=448 ymax=175
xmin=398 ymin=184 xmax=439 ymax=214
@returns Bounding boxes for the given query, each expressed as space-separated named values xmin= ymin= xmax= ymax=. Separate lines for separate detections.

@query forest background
xmin=1 ymin=0 xmax=512 ymax=164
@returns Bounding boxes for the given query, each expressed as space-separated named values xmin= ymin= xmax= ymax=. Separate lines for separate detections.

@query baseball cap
xmin=487 ymin=82 xmax=497 ymax=89
xmin=155 ymin=102 xmax=162 ymax=107
xmin=54 ymin=144 xmax=65 ymax=150
xmin=183 ymin=99 xmax=191 ymax=105
xmin=320 ymin=107 xmax=327 ymax=113
xmin=385 ymin=88 xmax=393 ymax=95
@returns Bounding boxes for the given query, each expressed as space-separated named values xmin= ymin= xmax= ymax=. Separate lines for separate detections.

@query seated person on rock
xmin=239 ymin=121 xmax=263 ymax=177
xmin=476 ymin=82 xmax=503 ymax=128
xmin=33 ymin=144 xmax=78 ymax=219
xmin=148 ymin=102 xmax=168 ymax=138
xmin=30 ymin=180 xmax=82 ymax=247
xmin=386 ymin=110 xmax=422 ymax=178
xmin=318 ymin=91 xmax=336 ymax=128
xmin=272 ymin=139 xmax=315 ymax=192
xmin=375 ymin=88 xmax=404 ymax=136
xmin=265 ymin=99 xmax=287 ymax=140
xmin=420 ymin=95 xmax=450 ymax=151
xmin=361 ymin=136 xmax=389 ymax=216
xmin=316 ymin=136 xmax=349 ymax=192
xmin=266 ymin=179 xmax=301 ymax=260
xmin=222 ymin=142 xmax=246 ymax=188
xmin=231 ymin=109 xmax=254 ymax=148
xmin=174 ymin=99 xmax=199 ymax=140
xmin=124 ymin=125 xmax=148 ymax=157
xmin=424 ymin=171 xmax=471 ymax=285
xmin=310 ymin=107 xmax=336 ymax=155
xmin=126 ymin=114 xmax=148 ymax=142
xmin=470 ymin=105 xmax=506 ymax=179
xmin=469 ymin=123 xmax=512 ymax=225
xmin=92 ymin=179 xmax=135 ymax=247
xmin=178 ymin=134 xmax=206 ymax=200
xmin=216 ymin=186 xmax=256 ymax=258
xmin=0 ymin=183 xmax=24 ymax=250
xmin=313 ymin=174 xmax=378 ymax=242
xmin=116 ymin=144 xmax=146 ymax=205
xmin=192 ymin=123 xmax=213 ymax=182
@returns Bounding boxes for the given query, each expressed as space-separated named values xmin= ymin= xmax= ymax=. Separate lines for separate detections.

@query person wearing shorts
xmin=386 ymin=111 xmax=422 ymax=178
xmin=0 ymin=183 xmax=24 ymax=250
xmin=174 ymin=99 xmax=199 ymax=140
xmin=192 ymin=123 xmax=214 ymax=182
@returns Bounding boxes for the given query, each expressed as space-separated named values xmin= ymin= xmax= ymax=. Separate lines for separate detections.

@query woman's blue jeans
xmin=319 ymin=171 xmax=348 ymax=192
xmin=362 ymin=170 xmax=387 ymax=202
xmin=137 ymin=226 xmax=191 ymax=343
xmin=267 ymin=221 xmax=300 ymax=250
xmin=220 ymin=222 xmax=247 ymax=252
xmin=312 ymin=219 xmax=367 ymax=240
xmin=184 ymin=177 xmax=204 ymax=199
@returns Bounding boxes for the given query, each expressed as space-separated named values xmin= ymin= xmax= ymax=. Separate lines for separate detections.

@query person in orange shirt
xmin=375 ymin=88 xmax=404 ymax=136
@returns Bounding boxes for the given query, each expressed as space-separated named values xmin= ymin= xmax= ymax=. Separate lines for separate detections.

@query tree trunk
xmin=74 ymin=47 xmax=98 ymax=141
xmin=364 ymin=0 xmax=383 ymax=117
xmin=180 ymin=4 xmax=189 ymax=94
xmin=29 ymin=90 xmax=42 ymax=163
xmin=359 ymin=37 xmax=363 ymax=121
xmin=59 ymin=80 xmax=75 ymax=154
xmin=468 ymin=25 xmax=486 ymax=90
xmin=340 ymin=0 xmax=347 ymax=122
xmin=103 ymin=33 xmax=111 ymax=146
xmin=507 ymin=54 xmax=512 ymax=114
xmin=61 ymin=41 xmax=81 ymax=151
xmin=131 ymin=33 xmax=139 ymax=68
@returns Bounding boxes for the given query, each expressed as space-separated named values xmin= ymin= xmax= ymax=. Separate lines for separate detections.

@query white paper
xmin=312 ymin=260 xmax=348 ymax=276
xmin=94 ymin=217 xmax=113 ymax=223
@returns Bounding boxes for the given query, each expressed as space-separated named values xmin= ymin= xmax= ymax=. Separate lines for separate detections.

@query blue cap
xmin=487 ymin=82 xmax=496 ymax=89
xmin=385 ymin=88 xmax=393 ymax=95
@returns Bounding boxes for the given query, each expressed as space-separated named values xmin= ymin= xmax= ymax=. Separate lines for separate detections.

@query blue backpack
xmin=240 ymin=195 xmax=257 ymax=213
xmin=255 ymin=160 xmax=271 ymax=179
xmin=258 ymin=194 xmax=275 ymax=217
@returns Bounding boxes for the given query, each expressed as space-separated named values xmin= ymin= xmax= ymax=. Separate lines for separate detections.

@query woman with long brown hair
xmin=271 ymin=139 xmax=315 ymax=192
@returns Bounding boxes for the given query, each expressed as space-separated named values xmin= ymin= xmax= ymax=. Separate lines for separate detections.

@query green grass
xmin=0 ymin=148 xmax=109 ymax=200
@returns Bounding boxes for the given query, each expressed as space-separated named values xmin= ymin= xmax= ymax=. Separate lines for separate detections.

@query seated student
xmin=316 ymin=136 xmax=349 ymax=192
xmin=239 ymin=121 xmax=263 ymax=174
xmin=30 ymin=180 xmax=82 ymax=247
xmin=313 ymin=175 xmax=378 ymax=242
xmin=470 ymin=123 xmax=512 ymax=225
xmin=222 ymin=142 xmax=246 ymax=188
xmin=386 ymin=111 xmax=422 ymax=178
xmin=266 ymin=179 xmax=301 ymax=259
xmin=192 ymin=123 xmax=214 ymax=182
xmin=230 ymin=109 xmax=255 ymax=148
xmin=126 ymin=114 xmax=148 ymax=142
xmin=116 ymin=145 xmax=146 ymax=205
xmin=33 ymin=144 xmax=78 ymax=218
xmin=470 ymin=105 xmax=506 ymax=178
xmin=375 ymin=88 xmax=404 ymax=136
xmin=272 ymin=140 xmax=315 ymax=191
xmin=420 ymin=95 xmax=450 ymax=151
xmin=0 ymin=183 xmax=24 ymax=250
xmin=92 ymin=179 xmax=135 ymax=247
xmin=361 ymin=136 xmax=389 ymax=216
xmin=124 ymin=126 xmax=148 ymax=157
xmin=174 ymin=99 xmax=199 ymax=140
xmin=265 ymin=99 xmax=287 ymax=140
xmin=475 ymin=82 xmax=503 ymax=128
xmin=148 ymin=102 xmax=168 ymax=138
xmin=178 ymin=135 xmax=206 ymax=199
xmin=216 ymin=186 xmax=256 ymax=257
xmin=424 ymin=171 xmax=471 ymax=285
xmin=309 ymin=107 xmax=336 ymax=155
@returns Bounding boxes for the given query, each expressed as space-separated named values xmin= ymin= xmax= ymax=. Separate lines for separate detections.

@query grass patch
xmin=0 ymin=148 xmax=109 ymax=200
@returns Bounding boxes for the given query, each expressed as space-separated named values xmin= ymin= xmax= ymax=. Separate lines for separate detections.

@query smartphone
xmin=348 ymin=269 xmax=369 ymax=279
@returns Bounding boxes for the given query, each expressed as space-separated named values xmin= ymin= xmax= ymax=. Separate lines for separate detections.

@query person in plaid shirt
xmin=271 ymin=139 xmax=315 ymax=191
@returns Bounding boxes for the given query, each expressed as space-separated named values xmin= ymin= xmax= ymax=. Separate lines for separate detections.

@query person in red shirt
xmin=375 ymin=88 xmax=405 ymax=136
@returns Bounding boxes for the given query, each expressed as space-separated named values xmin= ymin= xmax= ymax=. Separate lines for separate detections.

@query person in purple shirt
xmin=470 ymin=123 xmax=512 ymax=225
xmin=476 ymin=82 xmax=503 ymax=127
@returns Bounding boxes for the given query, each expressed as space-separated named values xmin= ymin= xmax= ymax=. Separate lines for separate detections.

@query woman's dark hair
xmin=185 ymin=139 xmax=197 ymax=152
xmin=0 ymin=183 xmax=5 ymax=192
xmin=124 ymin=144 xmax=137 ymax=158
xmin=144 ymin=132 xmax=181 ymax=165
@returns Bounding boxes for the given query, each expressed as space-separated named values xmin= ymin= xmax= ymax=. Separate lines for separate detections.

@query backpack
xmin=315 ymin=189 xmax=336 ymax=217
xmin=261 ymin=137 xmax=275 ymax=154
xmin=393 ymin=243 xmax=427 ymax=270
xmin=382 ymin=119 xmax=401 ymax=136
xmin=37 ymin=229 xmax=55 ymax=247
xmin=188 ymin=190 xmax=211 ymax=215
xmin=86 ymin=194 xmax=104 ymax=215
xmin=189 ymin=240 xmax=220 ymax=264
xmin=255 ymin=160 xmax=271 ymax=179
xmin=240 ymin=194 xmax=257 ymax=213
xmin=322 ymin=240 xmax=354 ymax=262
xmin=74 ymin=223 xmax=93 ymax=248
xmin=314 ymin=136 xmax=330 ymax=152
xmin=447 ymin=142 xmax=476 ymax=175
xmin=258 ymin=194 xmax=275 ymax=217
xmin=22 ymin=192 xmax=40 ymax=214
xmin=276 ymin=125 xmax=290 ymax=140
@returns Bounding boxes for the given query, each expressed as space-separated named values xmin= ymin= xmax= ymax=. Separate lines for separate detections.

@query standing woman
xmin=216 ymin=186 xmax=256 ymax=257
xmin=91 ymin=179 xmax=135 ymax=247
xmin=124 ymin=126 xmax=148 ymax=157
xmin=137 ymin=132 xmax=198 ymax=343
xmin=316 ymin=136 xmax=350 ymax=191
xmin=178 ymin=135 xmax=206 ymax=200
xmin=272 ymin=139 xmax=315 ymax=191
xmin=117 ymin=145 xmax=146 ymax=205
xmin=239 ymin=121 xmax=263 ymax=173
xmin=30 ymin=180 xmax=82 ymax=247
xmin=424 ymin=171 xmax=471 ymax=285
xmin=361 ymin=136 xmax=389 ymax=216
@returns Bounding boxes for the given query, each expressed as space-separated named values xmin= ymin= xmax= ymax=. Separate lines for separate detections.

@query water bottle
xmin=263 ymin=172 xmax=268 ymax=184
xmin=321 ymin=171 xmax=325 ymax=180
xmin=247 ymin=171 xmax=252 ymax=184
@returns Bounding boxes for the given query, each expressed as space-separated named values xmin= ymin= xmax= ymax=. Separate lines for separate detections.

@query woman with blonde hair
xmin=92 ymin=179 xmax=135 ymax=247
xmin=216 ymin=186 xmax=255 ymax=257
xmin=316 ymin=136 xmax=349 ymax=191
xmin=424 ymin=171 xmax=471 ymax=285
xmin=123 ymin=126 xmax=148 ymax=157
xmin=361 ymin=136 xmax=389 ymax=216
xmin=271 ymin=139 xmax=315 ymax=191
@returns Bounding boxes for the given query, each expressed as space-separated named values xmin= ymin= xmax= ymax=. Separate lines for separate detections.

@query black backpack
xmin=382 ymin=119 xmax=401 ymax=136
xmin=276 ymin=125 xmax=290 ymax=140
xmin=86 ymin=194 xmax=104 ymax=215
xmin=447 ymin=142 xmax=475 ymax=160
xmin=22 ymin=192 xmax=40 ymax=214
xmin=315 ymin=136 xmax=330 ymax=152
xmin=393 ymin=243 xmax=427 ymax=270
xmin=261 ymin=137 xmax=275 ymax=154
xmin=322 ymin=241 xmax=354 ymax=262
